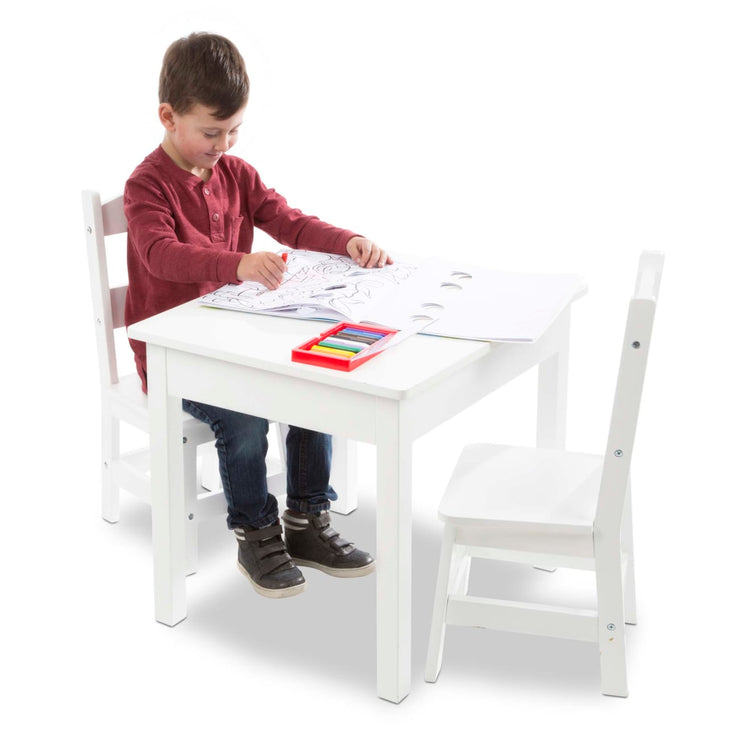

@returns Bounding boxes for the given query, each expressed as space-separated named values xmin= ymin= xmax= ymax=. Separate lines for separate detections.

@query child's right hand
xmin=236 ymin=251 xmax=286 ymax=289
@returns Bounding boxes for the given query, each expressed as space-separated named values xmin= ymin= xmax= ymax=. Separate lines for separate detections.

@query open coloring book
xmin=199 ymin=250 xmax=418 ymax=324
xmin=199 ymin=249 xmax=586 ymax=343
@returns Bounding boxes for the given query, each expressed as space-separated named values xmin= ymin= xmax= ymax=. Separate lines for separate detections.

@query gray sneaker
xmin=235 ymin=523 xmax=306 ymax=598
xmin=282 ymin=510 xmax=376 ymax=577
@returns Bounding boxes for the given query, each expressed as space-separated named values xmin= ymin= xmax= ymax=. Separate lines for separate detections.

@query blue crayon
xmin=340 ymin=327 xmax=385 ymax=340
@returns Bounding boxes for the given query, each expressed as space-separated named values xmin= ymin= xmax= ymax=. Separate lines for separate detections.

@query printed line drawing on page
xmin=200 ymin=250 xmax=418 ymax=322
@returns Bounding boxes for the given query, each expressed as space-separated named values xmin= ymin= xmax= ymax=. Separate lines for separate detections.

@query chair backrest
xmin=82 ymin=190 xmax=127 ymax=388
xmin=595 ymin=251 xmax=664 ymax=536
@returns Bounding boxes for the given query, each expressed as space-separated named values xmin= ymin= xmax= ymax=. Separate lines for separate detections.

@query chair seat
xmin=439 ymin=444 xmax=604 ymax=558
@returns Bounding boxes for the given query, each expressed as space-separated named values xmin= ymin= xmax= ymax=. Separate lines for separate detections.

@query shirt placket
xmin=202 ymin=184 xmax=224 ymax=243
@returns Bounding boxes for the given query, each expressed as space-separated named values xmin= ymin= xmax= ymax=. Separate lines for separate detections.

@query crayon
xmin=332 ymin=332 xmax=376 ymax=345
xmin=311 ymin=344 xmax=356 ymax=358
xmin=337 ymin=329 xmax=385 ymax=344
xmin=341 ymin=327 xmax=385 ymax=338
xmin=319 ymin=337 xmax=366 ymax=353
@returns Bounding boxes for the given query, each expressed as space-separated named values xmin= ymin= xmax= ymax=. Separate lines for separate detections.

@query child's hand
xmin=346 ymin=236 xmax=392 ymax=268
xmin=236 ymin=251 xmax=286 ymax=289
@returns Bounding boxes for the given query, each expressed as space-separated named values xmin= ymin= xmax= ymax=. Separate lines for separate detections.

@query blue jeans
xmin=182 ymin=399 xmax=337 ymax=529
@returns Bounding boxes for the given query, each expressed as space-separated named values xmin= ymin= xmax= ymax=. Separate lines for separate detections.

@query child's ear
xmin=158 ymin=103 xmax=177 ymax=131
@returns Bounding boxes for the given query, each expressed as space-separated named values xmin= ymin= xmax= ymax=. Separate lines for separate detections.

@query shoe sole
xmin=237 ymin=561 xmax=306 ymax=598
xmin=291 ymin=558 xmax=376 ymax=578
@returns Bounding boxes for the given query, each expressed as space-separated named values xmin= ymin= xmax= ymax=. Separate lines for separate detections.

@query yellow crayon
xmin=311 ymin=344 xmax=356 ymax=358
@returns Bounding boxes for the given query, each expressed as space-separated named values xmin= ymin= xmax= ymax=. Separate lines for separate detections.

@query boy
xmin=124 ymin=32 xmax=388 ymax=598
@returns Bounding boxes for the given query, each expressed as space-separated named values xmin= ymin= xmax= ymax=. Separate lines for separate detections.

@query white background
xmin=2 ymin=1 xmax=748 ymax=747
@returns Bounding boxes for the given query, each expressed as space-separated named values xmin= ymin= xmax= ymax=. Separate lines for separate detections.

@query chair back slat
xmin=110 ymin=286 xmax=128 ymax=330
xmin=82 ymin=190 xmax=127 ymax=387
xmin=595 ymin=251 xmax=664 ymax=535
xmin=102 ymin=194 xmax=127 ymax=235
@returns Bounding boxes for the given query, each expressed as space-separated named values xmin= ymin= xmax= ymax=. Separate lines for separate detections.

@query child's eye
xmin=203 ymin=131 xmax=220 ymax=138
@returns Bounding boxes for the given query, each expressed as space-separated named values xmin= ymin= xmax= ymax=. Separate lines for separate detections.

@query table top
xmin=128 ymin=301 xmax=494 ymax=400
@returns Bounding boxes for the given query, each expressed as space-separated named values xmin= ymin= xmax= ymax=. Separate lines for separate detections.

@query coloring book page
xmin=369 ymin=257 xmax=586 ymax=342
xmin=200 ymin=250 xmax=418 ymax=322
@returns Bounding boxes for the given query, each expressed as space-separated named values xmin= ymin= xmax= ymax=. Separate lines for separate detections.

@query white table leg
xmin=148 ymin=344 xmax=188 ymax=626
xmin=537 ymin=307 xmax=570 ymax=450
xmin=375 ymin=399 xmax=412 ymax=703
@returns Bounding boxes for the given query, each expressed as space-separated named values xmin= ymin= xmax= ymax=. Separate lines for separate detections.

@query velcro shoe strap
xmin=258 ymin=540 xmax=288 ymax=558
xmin=319 ymin=527 xmax=339 ymax=542
xmin=243 ymin=523 xmax=284 ymax=542
xmin=311 ymin=513 xmax=331 ymax=530
xmin=257 ymin=545 xmax=293 ymax=576
xmin=331 ymin=536 xmax=353 ymax=552
xmin=318 ymin=526 xmax=353 ymax=553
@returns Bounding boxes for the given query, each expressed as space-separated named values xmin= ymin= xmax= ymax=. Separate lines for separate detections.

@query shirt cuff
xmin=217 ymin=252 xmax=244 ymax=283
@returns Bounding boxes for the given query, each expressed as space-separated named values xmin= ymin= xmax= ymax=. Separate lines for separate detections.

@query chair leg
xmin=452 ymin=545 xmax=472 ymax=596
xmin=595 ymin=548 xmax=628 ymax=698
xmin=623 ymin=482 xmax=637 ymax=625
xmin=199 ymin=442 xmax=222 ymax=492
xmin=101 ymin=404 xmax=120 ymax=524
xmin=330 ymin=436 xmax=358 ymax=515
xmin=275 ymin=422 xmax=289 ymax=465
xmin=425 ymin=525 xmax=459 ymax=682
xmin=183 ymin=437 xmax=199 ymax=577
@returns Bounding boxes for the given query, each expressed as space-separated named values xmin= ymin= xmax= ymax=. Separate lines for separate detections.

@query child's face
xmin=159 ymin=102 xmax=245 ymax=176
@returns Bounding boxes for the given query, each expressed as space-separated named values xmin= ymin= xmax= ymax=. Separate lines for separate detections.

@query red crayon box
xmin=292 ymin=322 xmax=398 ymax=371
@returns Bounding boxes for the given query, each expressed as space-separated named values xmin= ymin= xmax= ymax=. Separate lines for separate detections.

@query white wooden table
xmin=128 ymin=296 xmax=579 ymax=703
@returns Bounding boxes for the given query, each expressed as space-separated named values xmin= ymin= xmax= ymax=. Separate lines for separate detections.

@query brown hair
xmin=159 ymin=32 xmax=249 ymax=119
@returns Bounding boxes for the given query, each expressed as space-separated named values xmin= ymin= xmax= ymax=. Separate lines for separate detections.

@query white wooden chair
xmin=82 ymin=190 xmax=288 ymax=575
xmin=425 ymin=251 xmax=664 ymax=697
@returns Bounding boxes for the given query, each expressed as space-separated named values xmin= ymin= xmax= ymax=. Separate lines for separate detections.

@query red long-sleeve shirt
xmin=124 ymin=146 xmax=356 ymax=390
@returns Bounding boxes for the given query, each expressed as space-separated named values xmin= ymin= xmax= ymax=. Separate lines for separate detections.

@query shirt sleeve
xmin=124 ymin=174 xmax=241 ymax=284
xmin=246 ymin=168 xmax=357 ymax=255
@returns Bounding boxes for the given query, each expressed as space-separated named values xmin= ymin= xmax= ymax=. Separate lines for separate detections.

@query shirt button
xmin=212 ymin=213 xmax=220 ymax=221
xmin=204 ymin=187 xmax=211 ymax=195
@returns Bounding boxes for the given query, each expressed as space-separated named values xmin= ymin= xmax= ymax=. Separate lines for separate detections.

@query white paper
xmin=368 ymin=258 xmax=585 ymax=342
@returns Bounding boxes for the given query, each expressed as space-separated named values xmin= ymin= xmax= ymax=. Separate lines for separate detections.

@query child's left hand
xmin=346 ymin=236 xmax=392 ymax=268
